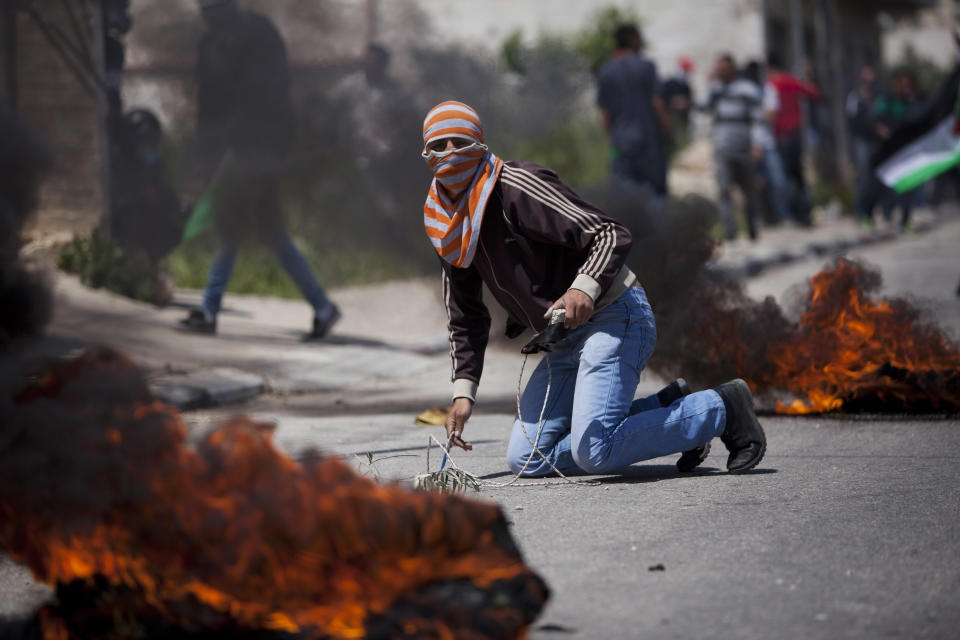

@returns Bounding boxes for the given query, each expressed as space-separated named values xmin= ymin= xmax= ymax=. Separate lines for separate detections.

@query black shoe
xmin=179 ymin=309 xmax=216 ymax=334
xmin=657 ymin=378 xmax=691 ymax=407
xmin=305 ymin=305 xmax=341 ymax=340
xmin=677 ymin=442 xmax=711 ymax=473
xmin=715 ymin=378 xmax=766 ymax=474
xmin=657 ymin=379 xmax=711 ymax=472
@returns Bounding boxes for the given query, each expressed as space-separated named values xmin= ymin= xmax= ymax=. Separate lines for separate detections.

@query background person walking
xmin=765 ymin=53 xmax=820 ymax=227
xmin=702 ymin=54 xmax=766 ymax=240
xmin=596 ymin=24 xmax=671 ymax=205
xmin=179 ymin=0 xmax=339 ymax=338
xmin=847 ymin=65 xmax=885 ymax=227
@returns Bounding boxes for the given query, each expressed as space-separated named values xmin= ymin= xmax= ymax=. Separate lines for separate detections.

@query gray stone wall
xmin=16 ymin=2 xmax=102 ymax=235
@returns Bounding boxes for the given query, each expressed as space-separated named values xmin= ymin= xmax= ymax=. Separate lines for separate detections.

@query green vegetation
xmin=163 ymin=234 xmax=417 ymax=298
xmin=573 ymin=5 xmax=644 ymax=72
xmin=810 ymin=180 xmax=855 ymax=212
xmin=58 ymin=230 xmax=172 ymax=305
xmin=504 ymin=118 xmax=610 ymax=189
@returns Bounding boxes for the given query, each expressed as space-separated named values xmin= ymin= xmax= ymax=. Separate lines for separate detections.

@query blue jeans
xmin=762 ymin=147 xmax=792 ymax=222
xmin=201 ymin=231 xmax=333 ymax=317
xmin=852 ymin=137 xmax=880 ymax=221
xmin=506 ymin=286 xmax=727 ymax=477
xmin=611 ymin=148 xmax=667 ymax=198
xmin=776 ymin=134 xmax=811 ymax=225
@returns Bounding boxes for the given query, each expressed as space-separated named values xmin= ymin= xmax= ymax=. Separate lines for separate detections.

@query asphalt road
xmin=3 ymin=216 xmax=959 ymax=638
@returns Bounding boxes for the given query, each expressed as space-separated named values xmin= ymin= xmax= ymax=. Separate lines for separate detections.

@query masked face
xmin=420 ymin=138 xmax=487 ymax=178
xmin=421 ymin=137 xmax=489 ymax=189
xmin=421 ymin=100 xmax=503 ymax=268
xmin=421 ymin=137 xmax=483 ymax=160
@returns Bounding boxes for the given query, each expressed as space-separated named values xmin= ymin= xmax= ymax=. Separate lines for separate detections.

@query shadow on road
xmin=480 ymin=465 xmax=778 ymax=484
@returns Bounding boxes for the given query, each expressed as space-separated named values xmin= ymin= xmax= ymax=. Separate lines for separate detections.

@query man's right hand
xmin=444 ymin=397 xmax=474 ymax=451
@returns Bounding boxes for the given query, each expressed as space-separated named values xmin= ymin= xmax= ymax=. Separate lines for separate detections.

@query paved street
xmin=3 ymin=213 xmax=960 ymax=638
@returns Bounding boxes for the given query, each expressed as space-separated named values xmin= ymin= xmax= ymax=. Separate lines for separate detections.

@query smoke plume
xmin=586 ymin=183 xmax=960 ymax=413
xmin=0 ymin=104 xmax=54 ymax=350
xmin=0 ymin=347 xmax=548 ymax=638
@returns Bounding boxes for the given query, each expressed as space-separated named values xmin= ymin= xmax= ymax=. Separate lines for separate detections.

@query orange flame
xmin=761 ymin=259 xmax=960 ymax=414
xmin=0 ymin=348 xmax=547 ymax=638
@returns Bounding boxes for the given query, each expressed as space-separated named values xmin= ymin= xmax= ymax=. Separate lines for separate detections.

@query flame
xmin=760 ymin=259 xmax=960 ymax=414
xmin=0 ymin=348 xmax=547 ymax=638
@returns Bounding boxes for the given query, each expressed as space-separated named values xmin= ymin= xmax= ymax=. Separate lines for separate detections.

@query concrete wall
xmin=15 ymin=4 xmax=103 ymax=235
xmin=123 ymin=0 xmax=374 ymax=134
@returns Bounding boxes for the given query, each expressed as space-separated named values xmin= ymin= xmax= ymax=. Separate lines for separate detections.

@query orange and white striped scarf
xmin=422 ymin=101 xmax=503 ymax=268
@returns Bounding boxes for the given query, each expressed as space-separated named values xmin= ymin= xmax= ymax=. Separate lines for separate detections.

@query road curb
xmin=707 ymin=219 xmax=935 ymax=280
xmin=149 ymin=367 xmax=265 ymax=410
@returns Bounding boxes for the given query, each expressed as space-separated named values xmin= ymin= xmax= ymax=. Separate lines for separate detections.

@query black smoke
xmin=583 ymin=182 xmax=794 ymax=392
xmin=0 ymin=104 xmax=54 ymax=351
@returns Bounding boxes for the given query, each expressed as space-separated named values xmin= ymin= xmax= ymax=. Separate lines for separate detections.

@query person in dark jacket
xmin=847 ymin=65 xmax=883 ymax=226
xmin=875 ymin=71 xmax=921 ymax=230
xmin=422 ymin=101 xmax=766 ymax=477
xmin=179 ymin=0 xmax=339 ymax=338
xmin=596 ymin=24 xmax=670 ymax=202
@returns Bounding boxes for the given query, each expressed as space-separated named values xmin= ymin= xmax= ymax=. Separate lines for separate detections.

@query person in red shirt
xmin=766 ymin=53 xmax=820 ymax=226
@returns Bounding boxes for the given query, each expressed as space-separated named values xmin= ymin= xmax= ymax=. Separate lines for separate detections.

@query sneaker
xmin=305 ymin=304 xmax=341 ymax=340
xmin=715 ymin=378 xmax=767 ymax=473
xmin=178 ymin=309 xmax=216 ymax=334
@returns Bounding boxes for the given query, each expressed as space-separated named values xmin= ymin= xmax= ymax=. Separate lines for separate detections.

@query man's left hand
xmin=545 ymin=289 xmax=594 ymax=329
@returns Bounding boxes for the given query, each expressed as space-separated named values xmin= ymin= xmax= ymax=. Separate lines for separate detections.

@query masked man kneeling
xmin=421 ymin=101 xmax=766 ymax=476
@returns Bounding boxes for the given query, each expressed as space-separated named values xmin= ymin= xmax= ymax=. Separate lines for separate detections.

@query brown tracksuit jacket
xmin=442 ymin=161 xmax=637 ymax=401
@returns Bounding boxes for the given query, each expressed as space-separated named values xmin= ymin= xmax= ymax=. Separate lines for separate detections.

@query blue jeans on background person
xmin=506 ymin=286 xmax=727 ymax=477
xmin=776 ymin=134 xmax=812 ymax=226
xmin=201 ymin=230 xmax=334 ymax=318
xmin=714 ymin=151 xmax=761 ymax=240
xmin=881 ymin=185 xmax=919 ymax=229
xmin=762 ymin=146 xmax=792 ymax=222
xmin=852 ymin=137 xmax=880 ymax=222
xmin=612 ymin=147 xmax=667 ymax=206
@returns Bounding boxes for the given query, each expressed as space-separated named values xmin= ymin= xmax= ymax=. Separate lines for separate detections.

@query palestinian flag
xmin=874 ymin=67 xmax=960 ymax=194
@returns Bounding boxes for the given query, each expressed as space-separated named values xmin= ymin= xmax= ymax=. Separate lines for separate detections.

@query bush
xmin=810 ymin=179 xmax=854 ymax=213
xmin=58 ymin=229 xmax=173 ymax=305
xmin=163 ymin=233 xmax=420 ymax=298
xmin=574 ymin=6 xmax=644 ymax=73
